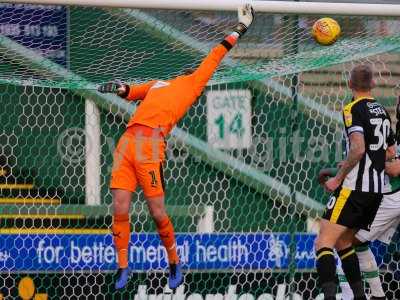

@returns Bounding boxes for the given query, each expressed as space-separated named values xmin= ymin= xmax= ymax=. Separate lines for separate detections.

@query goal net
xmin=0 ymin=1 xmax=399 ymax=299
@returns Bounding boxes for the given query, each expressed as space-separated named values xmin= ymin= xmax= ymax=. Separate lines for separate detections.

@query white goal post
xmin=1 ymin=0 xmax=400 ymax=16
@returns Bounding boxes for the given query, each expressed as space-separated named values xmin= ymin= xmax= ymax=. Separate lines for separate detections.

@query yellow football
xmin=312 ymin=17 xmax=341 ymax=46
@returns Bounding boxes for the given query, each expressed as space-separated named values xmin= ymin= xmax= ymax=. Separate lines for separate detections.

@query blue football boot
xmin=169 ymin=263 xmax=184 ymax=290
xmin=115 ymin=267 xmax=130 ymax=290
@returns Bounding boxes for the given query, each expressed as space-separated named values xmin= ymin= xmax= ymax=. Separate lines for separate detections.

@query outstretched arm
xmin=124 ymin=81 xmax=156 ymax=101
xmin=98 ymin=80 xmax=156 ymax=101
xmin=192 ymin=4 xmax=254 ymax=94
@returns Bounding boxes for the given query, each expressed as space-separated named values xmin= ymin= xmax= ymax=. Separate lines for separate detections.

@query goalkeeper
xmin=98 ymin=4 xmax=254 ymax=290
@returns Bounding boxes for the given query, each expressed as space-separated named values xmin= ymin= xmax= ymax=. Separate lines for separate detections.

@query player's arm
xmin=382 ymin=107 xmax=400 ymax=175
xmin=318 ymin=168 xmax=338 ymax=185
xmin=396 ymin=95 xmax=400 ymax=142
xmin=386 ymin=123 xmax=398 ymax=175
xmin=324 ymin=106 xmax=366 ymax=192
xmin=386 ymin=127 xmax=396 ymax=161
xmin=192 ymin=4 xmax=254 ymax=94
xmin=335 ymin=133 xmax=365 ymax=180
xmin=325 ymin=133 xmax=365 ymax=192
xmin=387 ymin=146 xmax=396 ymax=161
xmin=98 ymin=81 xmax=156 ymax=101
xmin=318 ymin=160 xmax=350 ymax=185
xmin=386 ymin=159 xmax=400 ymax=177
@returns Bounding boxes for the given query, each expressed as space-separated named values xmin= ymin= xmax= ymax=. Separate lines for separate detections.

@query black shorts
xmin=322 ymin=187 xmax=382 ymax=230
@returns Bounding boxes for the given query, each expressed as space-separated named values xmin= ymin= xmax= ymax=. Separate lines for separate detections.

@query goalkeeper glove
xmin=98 ymin=81 xmax=129 ymax=98
xmin=234 ymin=4 xmax=254 ymax=37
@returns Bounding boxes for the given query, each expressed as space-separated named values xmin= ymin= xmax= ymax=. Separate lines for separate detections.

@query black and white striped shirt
xmin=342 ymin=97 xmax=394 ymax=193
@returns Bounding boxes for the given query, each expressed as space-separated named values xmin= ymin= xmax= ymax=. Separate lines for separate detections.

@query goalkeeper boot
xmin=115 ymin=267 xmax=130 ymax=290
xmin=169 ymin=263 xmax=183 ymax=290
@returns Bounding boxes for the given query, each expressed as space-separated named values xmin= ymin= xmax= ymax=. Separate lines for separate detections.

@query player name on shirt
xmin=367 ymin=102 xmax=387 ymax=117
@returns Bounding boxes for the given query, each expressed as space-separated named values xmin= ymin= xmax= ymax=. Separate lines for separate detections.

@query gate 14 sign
xmin=207 ymin=90 xmax=251 ymax=149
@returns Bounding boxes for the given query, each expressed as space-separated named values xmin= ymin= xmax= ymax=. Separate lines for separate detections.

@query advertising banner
xmin=0 ymin=3 xmax=68 ymax=66
xmin=0 ymin=233 xmax=386 ymax=272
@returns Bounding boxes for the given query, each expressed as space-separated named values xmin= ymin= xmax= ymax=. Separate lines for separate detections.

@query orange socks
xmin=112 ymin=214 xmax=130 ymax=269
xmin=156 ymin=217 xmax=179 ymax=264
xmin=113 ymin=214 xmax=179 ymax=267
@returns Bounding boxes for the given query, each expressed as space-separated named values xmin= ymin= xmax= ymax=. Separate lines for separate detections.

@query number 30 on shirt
xmin=370 ymin=118 xmax=391 ymax=151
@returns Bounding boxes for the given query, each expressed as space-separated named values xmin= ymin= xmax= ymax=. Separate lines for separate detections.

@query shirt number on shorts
xmin=327 ymin=196 xmax=337 ymax=209
xmin=149 ymin=170 xmax=158 ymax=187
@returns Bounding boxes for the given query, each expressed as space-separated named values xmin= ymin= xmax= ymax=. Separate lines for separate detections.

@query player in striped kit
xmin=322 ymin=97 xmax=400 ymax=300
xmin=315 ymin=65 xmax=395 ymax=300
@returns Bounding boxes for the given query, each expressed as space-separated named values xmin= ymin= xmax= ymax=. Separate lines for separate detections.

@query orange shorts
xmin=110 ymin=125 xmax=166 ymax=198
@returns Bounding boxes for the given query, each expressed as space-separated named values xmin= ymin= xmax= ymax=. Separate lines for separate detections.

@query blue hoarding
xmin=0 ymin=233 xmax=388 ymax=272
xmin=0 ymin=3 xmax=67 ymax=66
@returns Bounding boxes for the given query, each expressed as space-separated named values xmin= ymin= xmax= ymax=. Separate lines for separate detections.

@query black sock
xmin=338 ymin=247 xmax=367 ymax=300
xmin=316 ymin=247 xmax=337 ymax=299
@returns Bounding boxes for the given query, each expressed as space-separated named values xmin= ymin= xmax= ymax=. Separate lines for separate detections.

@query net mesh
xmin=0 ymin=2 xmax=399 ymax=299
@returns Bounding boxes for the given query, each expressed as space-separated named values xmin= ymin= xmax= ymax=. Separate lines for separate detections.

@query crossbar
xmin=1 ymin=0 xmax=400 ymax=16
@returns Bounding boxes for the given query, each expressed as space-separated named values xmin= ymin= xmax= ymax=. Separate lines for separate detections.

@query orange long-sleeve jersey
xmin=124 ymin=35 xmax=237 ymax=137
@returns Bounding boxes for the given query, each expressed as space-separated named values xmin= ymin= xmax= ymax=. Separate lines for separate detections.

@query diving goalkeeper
xmin=98 ymin=4 xmax=254 ymax=290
